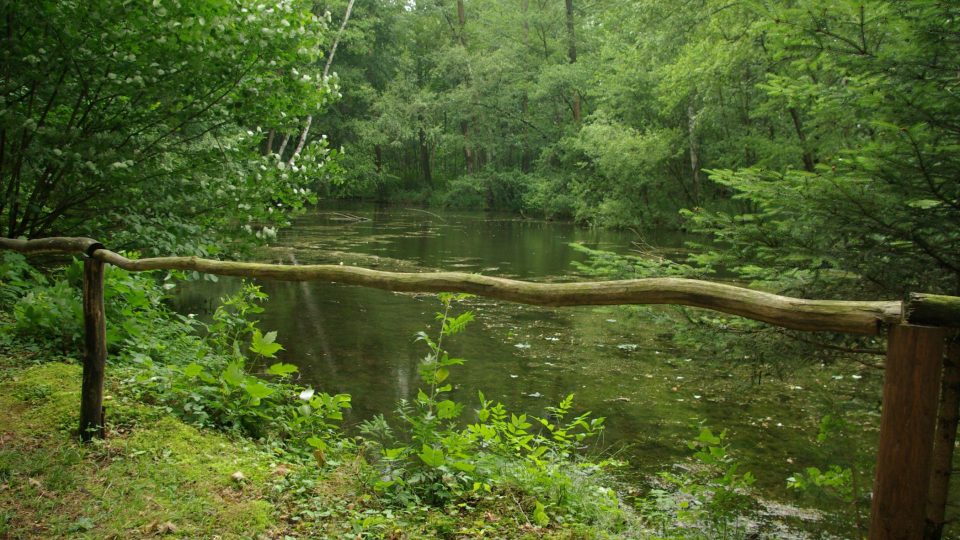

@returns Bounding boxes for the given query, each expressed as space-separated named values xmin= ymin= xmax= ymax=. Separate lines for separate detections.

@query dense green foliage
xmin=311 ymin=0 xmax=959 ymax=297
xmin=6 ymin=253 xmax=844 ymax=536
xmin=0 ymin=0 xmax=337 ymax=254
xmin=2 ymin=253 xmax=352 ymax=448
xmin=5 ymin=0 xmax=955 ymax=297
xmin=358 ymin=293 xmax=620 ymax=528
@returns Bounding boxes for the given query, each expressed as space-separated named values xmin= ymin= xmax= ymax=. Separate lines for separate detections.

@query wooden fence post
xmin=79 ymin=258 xmax=107 ymax=441
xmin=926 ymin=335 xmax=960 ymax=540
xmin=870 ymin=324 xmax=946 ymax=540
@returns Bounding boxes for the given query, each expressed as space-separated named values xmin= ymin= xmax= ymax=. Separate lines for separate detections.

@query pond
xmin=174 ymin=204 xmax=882 ymax=533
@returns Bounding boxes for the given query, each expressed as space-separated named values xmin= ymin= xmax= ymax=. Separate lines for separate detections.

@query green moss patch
xmin=0 ymin=362 xmax=279 ymax=539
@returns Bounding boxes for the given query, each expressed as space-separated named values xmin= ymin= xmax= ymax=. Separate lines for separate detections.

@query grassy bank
xmin=0 ymin=357 xmax=278 ymax=538
xmin=0 ymin=345 xmax=623 ymax=539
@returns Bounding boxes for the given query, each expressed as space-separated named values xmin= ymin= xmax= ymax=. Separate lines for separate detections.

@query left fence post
xmin=80 ymin=257 xmax=106 ymax=441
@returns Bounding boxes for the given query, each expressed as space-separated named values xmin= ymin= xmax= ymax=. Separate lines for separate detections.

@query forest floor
xmin=0 ymin=356 xmax=284 ymax=539
xmin=0 ymin=343 xmax=611 ymax=539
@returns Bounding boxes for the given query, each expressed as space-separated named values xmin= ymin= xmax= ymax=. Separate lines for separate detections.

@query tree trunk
xmin=419 ymin=125 xmax=432 ymax=186
xmin=687 ymin=105 xmax=702 ymax=206
xmin=461 ymin=120 xmax=474 ymax=174
xmin=277 ymin=134 xmax=291 ymax=160
xmin=456 ymin=0 xmax=473 ymax=174
xmin=0 ymin=127 xmax=7 ymax=226
xmin=925 ymin=335 xmax=960 ymax=540
xmin=565 ymin=0 xmax=581 ymax=123
xmin=288 ymin=0 xmax=356 ymax=164
xmin=265 ymin=128 xmax=275 ymax=156
xmin=789 ymin=107 xmax=816 ymax=173
xmin=456 ymin=0 xmax=466 ymax=45
xmin=520 ymin=0 xmax=532 ymax=173
xmin=520 ymin=94 xmax=532 ymax=173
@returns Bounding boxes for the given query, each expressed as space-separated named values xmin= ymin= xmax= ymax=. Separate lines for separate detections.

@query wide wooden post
xmin=925 ymin=335 xmax=960 ymax=540
xmin=870 ymin=324 xmax=946 ymax=540
xmin=79 ymin=258 xmax=107 ymax=441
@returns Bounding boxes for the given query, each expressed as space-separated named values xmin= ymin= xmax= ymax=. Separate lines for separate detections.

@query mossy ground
xmin=0 ymin=356 xmax=277 ymax=539
xmin=0 ymin=339 xmax=623 ymax=539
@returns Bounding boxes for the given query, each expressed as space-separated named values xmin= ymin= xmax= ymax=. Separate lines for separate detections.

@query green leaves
xmin=222 ymin=362 xmax=246 ymax=387
xmin=267 ymin=363 xmax=298 ymax=377
xmin=694 ymin=427 xmax=722 ymax=447
xmin=348 ymin=294 xmax=621 ymax=525
xmin=1 ymin=0 xmax=335 ymax=250
xmin=305 ymin=392 xmax=351 ymax=422
xmin=440 ymin=311 xmax=474 ymax=337
xmin=435 ymin=400 xmax=460 ymax=420
xmin=250 ymin=329 xmax=284 ymax=358
xmin=907 ymin=199 xmax=942 ymax=210
xmin=183 ymin=363 xmax=204 ymax=378
xmin=244 ymin=381 xmax=275 ymax=403
xmin=307 ymin=436 xmax=328 ymax=451
xmin=532 ymin=501 xmax=550 ymax=527
xmin=417 ymin=444 xmax=446 ymax=468
xmin=787 ymin=465 xmax=852 ymax=498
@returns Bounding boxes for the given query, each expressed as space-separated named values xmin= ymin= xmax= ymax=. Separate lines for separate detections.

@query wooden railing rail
xmin=0 ymin=236 xmax=910 ymax=334
xmin=2 ymin=235 xmax=959 ymax=540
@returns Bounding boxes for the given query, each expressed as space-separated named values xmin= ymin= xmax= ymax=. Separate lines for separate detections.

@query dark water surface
xmin=174 ymin=205 xmax=881 ymax=528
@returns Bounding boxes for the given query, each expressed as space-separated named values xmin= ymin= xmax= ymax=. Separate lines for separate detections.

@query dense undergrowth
xmin=0 ymin=252 xmax=839 ymax=538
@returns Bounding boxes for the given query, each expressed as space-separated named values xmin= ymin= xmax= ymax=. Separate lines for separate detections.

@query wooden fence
xmin=2 ymin=236 xmax=959 ymax=540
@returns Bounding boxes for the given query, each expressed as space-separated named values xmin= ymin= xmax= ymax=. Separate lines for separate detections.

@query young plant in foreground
xmin=360 ymin=294 xmax=628 ymax=532
xmin=642 ymin=426 xmax=758 ymax=539
xmin=364 ymin=292 xmax=478 ymax=505
xmin=175 ymin=283 xmax=351 ymax=454
xmin=106 ymin=280 xmax=352 ymax=457
xmin=787 ymin=414 xmax=868 ymax=537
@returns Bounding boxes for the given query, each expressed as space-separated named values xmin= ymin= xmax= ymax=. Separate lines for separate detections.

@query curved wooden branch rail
xmin=0 ymin=236 xmax=103 ymax=255
xmin=1 ymin=236 xmax=909 ymax=335
xmin=100 ymin=252 xmax=902 ymax=334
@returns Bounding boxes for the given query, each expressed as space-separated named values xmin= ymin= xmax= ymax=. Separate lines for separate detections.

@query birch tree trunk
xmin=688 ymin=104 xmax=702 ymax=205
xmin=288 ymin=0 xmax=356 ymax=164
xmin=455 ymin=0 xmax=475 ymax=174
xmin=789 ymin=107 xmax=816 ymax=173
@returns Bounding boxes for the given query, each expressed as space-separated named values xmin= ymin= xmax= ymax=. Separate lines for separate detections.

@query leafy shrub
xmin=1 ymin=257 xmax=351 ymax=458
xmin=640 ymin=427 xmax=758 ymax=538
xmin=5 ymin=256 xmax=189 ymax=353
xmin=786 ymin=414 xmax=868 ymax=537
xmin=569 ymin=242 xmax=700 ymax=281
xmin=522 ymin=173 xmax=577 ymax=220
xmin=358 ymin=294 xmax=628 ymax=530
xmin=0 ymin=253 xmax=49 ymax=306
xmin=123 ymin=282 xmax=352 ymax=456
xmin=441 ymin=171 xmax=530 ymax=212
xmin=12 ymin=279 xmax=83 ymax=350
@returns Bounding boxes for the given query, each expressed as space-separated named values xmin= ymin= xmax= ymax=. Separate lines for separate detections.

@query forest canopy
xmin=2 ymin=0 xmax=958 ymax=297
xmin=311 ymin=0 xmax=960 ymax=297
xmin=0 ymin=0 xmax=337 ymax=254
